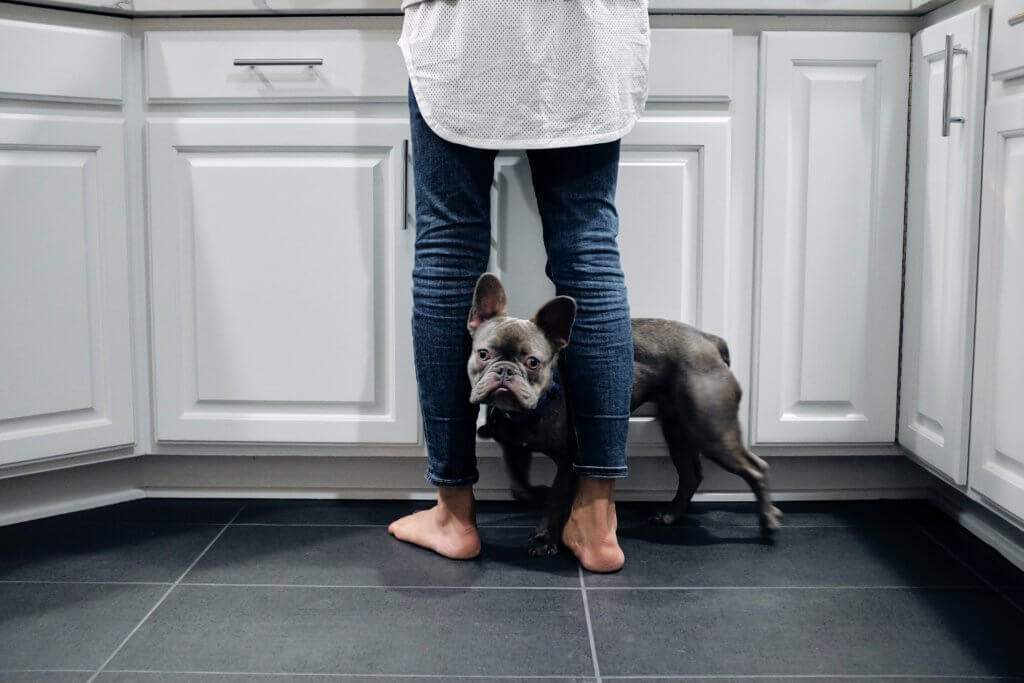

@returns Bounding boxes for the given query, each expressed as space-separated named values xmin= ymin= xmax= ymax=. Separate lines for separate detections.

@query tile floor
xmin=1 ymin=498 xmax=1022 ymax=682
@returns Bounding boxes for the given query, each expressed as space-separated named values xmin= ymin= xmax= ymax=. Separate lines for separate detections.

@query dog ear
xmin=467 ymin=273 xmax=508 ymax=333
xmin=531 ymin=296 xmax=576 ymax=351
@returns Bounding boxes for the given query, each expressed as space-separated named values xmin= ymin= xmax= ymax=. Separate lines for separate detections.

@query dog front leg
xmin=527 ymin=458 xmax=577 ymax=557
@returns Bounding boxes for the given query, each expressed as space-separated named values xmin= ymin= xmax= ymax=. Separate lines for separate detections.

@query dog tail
xmin=702 ymin=332 xmax=731 ymax=367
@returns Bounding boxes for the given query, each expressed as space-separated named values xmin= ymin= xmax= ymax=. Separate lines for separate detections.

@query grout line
xmin=0 ymin=670 xmax=95 ymax=674
xmin=172 ymin=524 xmax=925 ymax=532
xmin=101 ymin=673 xmax=594 ymax=679
xmin=914 ymin=521 xmax=1024 ymax=618
xmin=179 ymin=582 xmax=581 ymax=590
xmin=579 ymin=565 xmax=602 ymax=683
xmin=582 ymin=584 xmax=983 ymax=590
xmin=84 ymin=504 xmax=247 ymax=683
xmin=0 ymin=580 xmax=989 ymax=590
xmin=0 ymin=580 xmax=171 ymax=586
xmin=4 ymin=672 xmax=1021 ymax=681
xmin=598 ymin=676 xmax=1024 ymax=680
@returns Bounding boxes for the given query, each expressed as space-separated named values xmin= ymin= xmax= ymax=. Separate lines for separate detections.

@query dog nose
xmin=496 ymin=365 xmax=513 ymax=382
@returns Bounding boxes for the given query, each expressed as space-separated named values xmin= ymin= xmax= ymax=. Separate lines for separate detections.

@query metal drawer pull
xmin=233 ymin=58 xmax=324 ymax=67
xmin=942 ymin=34 xmax=968 ymax=138
xmin=1009 ymin=11 xmax=1024 ymax=26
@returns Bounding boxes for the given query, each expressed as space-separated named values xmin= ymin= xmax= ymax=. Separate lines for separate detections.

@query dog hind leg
xmin=650 ymin=405 xmax=703 ymax=526
xmin=700 ymin=431 xmax=783 ymax=538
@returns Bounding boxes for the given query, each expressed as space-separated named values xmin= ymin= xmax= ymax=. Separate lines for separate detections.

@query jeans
xmin=408 ymin=81 xmax=634 ymax=487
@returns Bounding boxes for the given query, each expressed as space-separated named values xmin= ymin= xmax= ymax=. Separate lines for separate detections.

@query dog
xmin=466 ymin=273 xmax=782 ymax=556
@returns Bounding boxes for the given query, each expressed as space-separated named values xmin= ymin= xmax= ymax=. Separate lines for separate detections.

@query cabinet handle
xmin=941 ymin=34 xmax=968 ymax=138
xmin=1009 ymin=11 xmax=1024 ymax=26
xmin=402 ymin=139 xmax=410 ymax=231
xmin=233 ymin=58 xmax=324 ymax=67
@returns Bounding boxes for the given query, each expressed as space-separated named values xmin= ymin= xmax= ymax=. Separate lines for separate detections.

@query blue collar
xmin=495 ymin=365 xmax=561 ymax=424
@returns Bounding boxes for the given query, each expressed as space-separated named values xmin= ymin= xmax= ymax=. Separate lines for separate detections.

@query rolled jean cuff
xmin=424 ymin=469 xmax=480 ymax=488
xmin=572 ymin=414 xmax=630 ymax=476
xmin=573 ymin=464 xmax=629 ymax=479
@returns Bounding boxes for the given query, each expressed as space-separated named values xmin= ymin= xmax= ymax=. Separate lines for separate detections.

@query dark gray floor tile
xmin=615 ymin=500 xmax=920 ymax=529
xmin=0 ymin=674 xmax=90 ymax=683
xmin=183 ymin=524 xmax=578 ymax=587
xmin=88 ymin=499 xmax=245 ymax=525
xmin=0 ymin=583 xmax=166 ymax=670
xmin=586 ymin=525 xmax=981 ymax=587
xmin=110 ymin=585 xmax=592 ymax=677
xmin=99 ymin=675 xmax=595 ymax=682
xmin=916 ymin=523 xmax=1024 ymax=587
xmin=235 ymin=499 xmax=540 ymax=527
xmin=589 ymin=587 xmax=1024 ymax=677
xmin=0 ymin=517 xmax=223 ymax=583
xmin=1004 ymin=587 xmax=1024 ymax=610
xmin=234 ymin=500 xmax=429 ymax=525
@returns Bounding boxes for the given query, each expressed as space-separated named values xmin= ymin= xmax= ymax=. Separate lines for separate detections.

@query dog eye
xmin=477 ymin=349 xmax=490 ymax=361
xmin=526 ymin=356 xmax=540 ymax=369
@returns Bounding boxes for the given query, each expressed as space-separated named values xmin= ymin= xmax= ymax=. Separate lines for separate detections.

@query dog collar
xmin=495 ymin=366 xmax=561 ymax=425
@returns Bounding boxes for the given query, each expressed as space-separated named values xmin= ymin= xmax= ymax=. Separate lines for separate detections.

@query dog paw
xmin=648 ymin=510 xmax=681 ymax=526
xmin=526 ymin=535 xmax=560 ymax=557
xmin=759 ymin=505 xmax=784 ymax=538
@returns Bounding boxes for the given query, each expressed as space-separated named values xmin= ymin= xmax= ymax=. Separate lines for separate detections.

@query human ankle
xmin=436 ymin=486 xmax=476 ymax=527
xmin=573 ymin=476 xmax=616 ymax=509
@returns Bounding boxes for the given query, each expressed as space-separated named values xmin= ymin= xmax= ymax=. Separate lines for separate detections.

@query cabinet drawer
xmin=990 ymin=0 xmax=1024 ymax=81
xmin=145 ymin=29 xmax=408 ymax=102
xmin=648 ymin=29 xmax=733 ymax=101
xmin=0 ymin=18 xmax=123 ymax=103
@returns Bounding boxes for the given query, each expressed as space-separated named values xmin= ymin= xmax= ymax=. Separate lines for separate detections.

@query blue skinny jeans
xmin=408 ymin=82 xmax=633 ymax=487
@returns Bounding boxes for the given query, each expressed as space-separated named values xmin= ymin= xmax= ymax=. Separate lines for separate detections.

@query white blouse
xmin=397 ymin=0 xmax=651 ymax=149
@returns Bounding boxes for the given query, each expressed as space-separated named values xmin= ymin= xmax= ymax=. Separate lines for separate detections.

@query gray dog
xmin=466 ymin=273 xmax=782 ymax=556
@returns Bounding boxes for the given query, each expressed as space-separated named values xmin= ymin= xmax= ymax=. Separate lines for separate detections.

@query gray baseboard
xmin=0 ymin=451 xmax=933 ymax=525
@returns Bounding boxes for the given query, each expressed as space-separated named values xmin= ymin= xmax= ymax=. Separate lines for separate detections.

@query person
xmin=387 ymin=0 xmax=651 ymax=573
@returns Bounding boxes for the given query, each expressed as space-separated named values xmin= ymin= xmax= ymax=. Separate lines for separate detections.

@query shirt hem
xmin=397 ymin=12 xmax=644 ymax=150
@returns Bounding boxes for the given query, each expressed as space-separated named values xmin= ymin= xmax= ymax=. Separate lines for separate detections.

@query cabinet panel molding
xmin=0 ymin=114 xmax=134 ymax=466
xmin=754 ymin=32 xmax=909 ymax=444
xmin=147 ymin=117 xmax=416 ymax=443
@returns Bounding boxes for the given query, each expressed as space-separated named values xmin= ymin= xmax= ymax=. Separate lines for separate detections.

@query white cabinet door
xmin=754 ymin=32 xmax=909 ymax=444
xmin=0 ymin=114 xmax=134 ymax=466
xmin=900 ymin=9 xmax=989 ymax=484
xmin=968 ymin=96 xmax=1024 ymax=523
xmin=147 ymin=117 xmax=416 ymax=444
xmin=489 ymin=116 xmax=733 ymax=444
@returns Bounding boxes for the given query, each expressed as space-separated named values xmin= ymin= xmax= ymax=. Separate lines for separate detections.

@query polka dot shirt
xmin=397 ymin=0 xmax=651 ymax=149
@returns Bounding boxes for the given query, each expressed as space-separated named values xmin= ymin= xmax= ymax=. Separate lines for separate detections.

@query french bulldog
xmin=466 ymin=273 xmax=782 ymax=556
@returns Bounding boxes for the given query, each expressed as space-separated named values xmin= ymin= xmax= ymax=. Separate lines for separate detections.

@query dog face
xmin=466 ymin=274 xmax=576 ymax=412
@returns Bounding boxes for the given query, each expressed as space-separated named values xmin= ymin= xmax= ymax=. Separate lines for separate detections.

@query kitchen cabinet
xmin=491 ymin=117 xmax=734 ymax=446
xmin=146 ymin=117 xmax=416 ymax=443
xmin=967 ymin=95 xmax=1024 ymax=524
xmin=489 ymin=29 xmax=744 ymax=446
xmin=0 ymin=16 xmax=134 ymax=469
xmin=899 ymin=7 xmax=989 ymax=484
xmin=753 ymin=31 xmax=909 ymax=445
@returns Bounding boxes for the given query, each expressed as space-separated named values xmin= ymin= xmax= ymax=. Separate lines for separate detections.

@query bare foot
xmin=561 ymin=477 xmax=625 ymax=573
xmin=388 ymin=487 xmax=482 ymax=560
